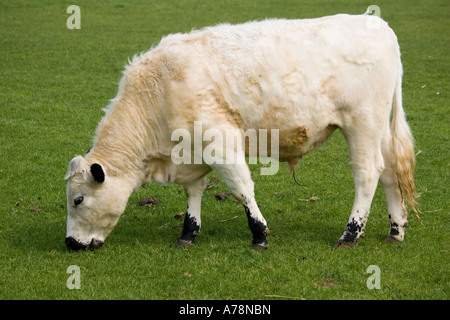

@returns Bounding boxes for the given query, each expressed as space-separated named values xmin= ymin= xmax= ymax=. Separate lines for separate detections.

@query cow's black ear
xmin=90 ymin=163 xmax=105 ymax=183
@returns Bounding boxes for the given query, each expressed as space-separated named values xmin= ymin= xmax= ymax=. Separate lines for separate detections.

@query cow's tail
xmin=390 ymin=61 xmax=420 ymax=220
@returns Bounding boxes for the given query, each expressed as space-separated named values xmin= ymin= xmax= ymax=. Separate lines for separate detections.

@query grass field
xmin=1 ymin=0 xmax=449 ymax=300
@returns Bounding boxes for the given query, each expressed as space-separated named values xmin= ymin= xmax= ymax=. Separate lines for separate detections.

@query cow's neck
xmin=87 ymin=96 xmax=158 ymax=186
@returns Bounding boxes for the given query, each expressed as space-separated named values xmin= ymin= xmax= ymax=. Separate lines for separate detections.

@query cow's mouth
xmin=65 ymin=236 xmax=104 ymax=251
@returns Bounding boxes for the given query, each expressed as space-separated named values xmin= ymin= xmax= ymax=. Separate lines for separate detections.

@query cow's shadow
xmin=6 ymin=205 xmax=352 ymax=253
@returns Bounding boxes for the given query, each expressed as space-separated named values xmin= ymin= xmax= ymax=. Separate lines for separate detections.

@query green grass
xmin=1 ymin=0 xmax=449 ymax=300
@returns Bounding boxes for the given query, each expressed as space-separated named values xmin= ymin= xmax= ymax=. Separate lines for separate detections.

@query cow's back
xmin=157 ymin=15 xmax=397 ymax=116
xmin=123 ymin=14 xmax=401 ymax=158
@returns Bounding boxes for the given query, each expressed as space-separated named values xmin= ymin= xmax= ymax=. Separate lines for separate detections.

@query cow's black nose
xmin=65 ymin=236 xmax=87 ymax=251
xmin=65 ymin=237 xmax=104 ymax=250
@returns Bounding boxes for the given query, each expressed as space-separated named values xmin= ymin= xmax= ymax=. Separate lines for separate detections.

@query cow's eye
xmin=74 ymin=196 xmax=84 ymax=207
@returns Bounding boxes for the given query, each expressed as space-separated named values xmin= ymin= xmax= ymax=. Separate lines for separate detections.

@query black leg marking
xmin=177 ymin=211 xmax=200 ymax=247
xmin=243 ymin=205 xmax=269 ymax=250
xmin=343 ymin=218 xmax=363 ymax=242
xmin=335 ymin=217 xmax=364 ymax=249
xmin=385 ymin=221 xmax=408 ymax=243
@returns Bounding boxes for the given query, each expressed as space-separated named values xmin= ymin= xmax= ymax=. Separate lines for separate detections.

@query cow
xmin=65 ymin=13 xmax=418 ymax=251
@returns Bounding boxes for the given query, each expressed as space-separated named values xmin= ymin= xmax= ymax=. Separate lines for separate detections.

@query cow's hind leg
xmin=210 ymin=161 xmax=269 ymax=250
xmin=379 ymin=130 xmax=408 ymax=242
xmin=335 ymin=124 xmax=385 ymax=248
xmin=177 ymin=177 xmax=207 ymax=247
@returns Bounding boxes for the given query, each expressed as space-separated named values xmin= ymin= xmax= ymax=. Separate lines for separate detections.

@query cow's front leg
xmin=211 ymin=161 xmax=269 ymax=250
xmin=243 ymin=202 xmax=270 ymax=249
xmin=177 ymin=177 xmax=207 ymax=247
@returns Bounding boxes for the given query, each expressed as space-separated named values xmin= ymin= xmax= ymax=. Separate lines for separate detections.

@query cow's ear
xmin=90 ymin=163 xmax=105 ymax=183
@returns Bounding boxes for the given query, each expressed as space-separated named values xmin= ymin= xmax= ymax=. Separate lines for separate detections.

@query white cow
xmin=65 ymin=13 xmax=417 ymax=250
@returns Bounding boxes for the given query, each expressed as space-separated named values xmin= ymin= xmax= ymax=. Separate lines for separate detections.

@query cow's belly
xmin=241 ymin=123 xmax=338 ymax=161
xmin=278 ymin=124 xmax=338 ymax=160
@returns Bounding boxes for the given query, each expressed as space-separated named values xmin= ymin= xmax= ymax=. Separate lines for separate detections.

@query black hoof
xmin=251 ymin=227 xmax=270 ymax=250
xmin=252 ymin=241 xmax=269 ymax=250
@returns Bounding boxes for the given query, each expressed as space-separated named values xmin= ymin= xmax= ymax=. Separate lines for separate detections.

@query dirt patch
xmin=139 ymin=197 xmax=160 ymax=207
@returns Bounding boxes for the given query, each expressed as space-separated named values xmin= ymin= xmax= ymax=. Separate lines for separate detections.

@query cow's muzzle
xmin=65 ymin=236 xmax=104 ymax=251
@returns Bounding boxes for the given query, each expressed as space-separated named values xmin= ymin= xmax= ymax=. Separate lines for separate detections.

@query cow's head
xmin=64 ymin=156 xmax=133 ymax=250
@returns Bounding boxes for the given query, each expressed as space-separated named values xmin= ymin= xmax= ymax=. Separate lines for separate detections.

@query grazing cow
xmin=65 ymin=13 xmax=417 ymax=250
